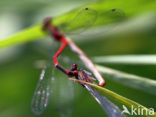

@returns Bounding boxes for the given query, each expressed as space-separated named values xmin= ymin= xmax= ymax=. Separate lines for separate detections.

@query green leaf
xmin=0 ymin=0 xmax=156 ymax=48
xmin=0 ymin=24 xmax=45 ymax=48
xmin=70 ymin=79 xmax=156 ymax=117
xmin=87 ymin=82 xmax=156 ymax=117
xmin=93 ymin=55 xmax=156 ymax=65
xmin=95 ymin=64 xmax=156 ymax=95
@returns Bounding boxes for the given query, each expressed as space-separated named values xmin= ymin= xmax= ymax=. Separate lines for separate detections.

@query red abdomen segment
xmin=53 ymin=37 xmax=67 ymax=67
xmin=43 ymin=17 xmax=105 ymax=87
xmin=100 ymin=81 xmax=106 ymax=87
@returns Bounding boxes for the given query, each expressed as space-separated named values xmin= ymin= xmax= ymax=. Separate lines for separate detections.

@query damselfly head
xmin=44 ymin=17 xmax=52 ymax=24
xmin=70 ymin=63 xmax=78 ymax=71
xmin=43 ymin=17 xmax=52 ymax=30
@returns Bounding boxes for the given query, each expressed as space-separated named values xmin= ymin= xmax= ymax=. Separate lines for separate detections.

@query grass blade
xmin=95 ymin=64 xmax=156 ymax=95
xmin=1 ymin=0 xmax=156 ymax=48
xmin=0 ymin=25 xmax=45 ymax=48
xmin=85 ymin=84 xmax=126 ymax=117
xmin=87 ymin=82 xmax=156 ymax=117
xmin=93 ymin=55 xmax=156 ymax=65
xmin=70 ymin=79 xmax=156 ymax=117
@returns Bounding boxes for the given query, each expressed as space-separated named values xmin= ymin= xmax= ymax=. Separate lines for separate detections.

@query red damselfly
xmin=31 ymin=7 xmax=126 ymax=117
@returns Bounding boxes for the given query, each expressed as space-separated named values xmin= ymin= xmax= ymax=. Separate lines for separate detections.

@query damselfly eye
xmin=72 ymin=63 xmax=77 ymax=67
xmin=58 ymin=7 xmax=97 ymax=34
xmin=70 ymin=63 xmax=77 ymax=71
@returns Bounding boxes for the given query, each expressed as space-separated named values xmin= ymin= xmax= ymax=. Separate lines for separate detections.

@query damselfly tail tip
xmin=100 ymin=81 xmax=106 ymax=87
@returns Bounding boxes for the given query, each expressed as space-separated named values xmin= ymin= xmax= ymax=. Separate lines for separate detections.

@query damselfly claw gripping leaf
xmin=31 ymin=64 xmax=54 ymax=115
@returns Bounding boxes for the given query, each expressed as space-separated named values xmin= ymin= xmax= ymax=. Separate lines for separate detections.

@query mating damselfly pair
xmin=31 ymin=7 xmax=126 ymax=117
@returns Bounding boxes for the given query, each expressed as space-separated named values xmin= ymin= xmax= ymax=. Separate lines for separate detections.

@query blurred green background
xmin=0 ymin=0 xmax=156 ymax=117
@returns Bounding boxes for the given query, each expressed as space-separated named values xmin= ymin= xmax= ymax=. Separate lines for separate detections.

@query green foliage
xmin=95 ymin=64 xmax=156 ymax=95
xmin=0 ymin=0 xmax=156 ymax=48
xmin=76 ymin=80 xmax=156 ymax=117
xmin=0 ymin=0 xmax=156 ymax=117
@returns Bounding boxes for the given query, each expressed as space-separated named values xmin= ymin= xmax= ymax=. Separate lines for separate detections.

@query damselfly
xmin=31 ymin=56 xmax=126 ymax=117
xmin=31 ymin=7 xmax=126 ymax=117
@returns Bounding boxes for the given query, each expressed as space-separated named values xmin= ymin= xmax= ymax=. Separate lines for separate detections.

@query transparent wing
xmin=77 ymin=69 xmax=126 ymax=117
xmin=57 ymin=77 xmax=74 ymax=117
xmin=31 ymin=63 xmax=55 ymax=115
xmin=58 ymin=7 xmax=97 ymax=34
xmin=55 ymin=59 xmax=75 ymax=117
xmin=100 ymin=9 xmax=126 ymax=22
xmin=85 ymin=85 xmax=126 ymax=117
xmin=58 ymin=8 xmax=125 ymax=34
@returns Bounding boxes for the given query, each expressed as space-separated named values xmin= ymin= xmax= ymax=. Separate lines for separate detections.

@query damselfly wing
xmin=61 ymin=56 xmax=126 ymax=117
xmin=57 ymin=7 xmax=125 ymax=34
xmin=59 ymin=7 xmax=97 ymax=34
xmin=85 ymin=84 xmax=126 ymax=117
xmin=56 ymin=75 xmax=74 ymax=117
xmin=31 ymin=62 xmax=55 ymax=115
xmin=77 ymin=69 xmax=126 ymax=117
xmin=31 ymin=57 xmax=75 ymax=116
